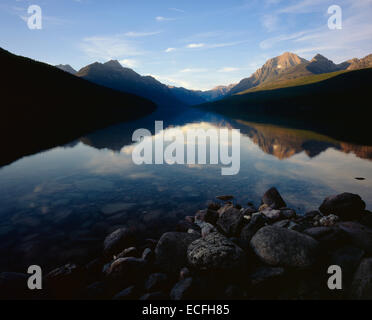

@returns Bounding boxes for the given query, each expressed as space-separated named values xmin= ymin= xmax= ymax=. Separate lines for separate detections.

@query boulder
xmin=103 ymin=228 xmax=136 ymax=257
xmin=350 ymin=258 xmax=372 ymax=299
xmin=250 ymin=226 xmax=319 ymax=268
xmin=359 ymin=210 xmax=372 ymax=228
xmin=304 ymin=227 xmax=348 ymax=251
xmin=187 ymin=232 xmax=247 ymax=272
xmin=319 ymin=193 xmax=366 ymax=220
xmin=261 ymin=208 xmax=282 ymax=222
xmin=338 ymin=222 xmax=372 ymax=253
xmin=262 ymin=187 xmax=286 ymax=209
xmin=195 ymin=209 xmax=219 ymax=225
xmin=170 ymin=277 xmax=195 ymax=300
xmin=239 ymin=213 xmax=267 ymax=248
xmin=155 ymin=232 xmax=200 ymax=274
xmin=216 ymin=206 xmax=245 ymax=237
xmin=142 ymin=248 xmax=154 ymax=263
xmin=117 ymin=247 xmax=139 ymax=259
xmin=280 ymin=208 xmax=297 ymax=219
xmin=216 ymin=195 xmax=234 ymax=201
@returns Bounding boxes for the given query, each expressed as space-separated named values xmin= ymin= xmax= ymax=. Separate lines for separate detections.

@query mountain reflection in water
xmin=0 ymin=109 xmax=371 ymax=272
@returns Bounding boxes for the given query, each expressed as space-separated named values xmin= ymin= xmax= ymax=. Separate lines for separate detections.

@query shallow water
xmin=1 ymin=109 xmax=371 ymax=272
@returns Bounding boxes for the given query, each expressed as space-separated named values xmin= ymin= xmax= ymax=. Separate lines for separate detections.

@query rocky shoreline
xmin=2 ymin=187 xmax=372 ymax=300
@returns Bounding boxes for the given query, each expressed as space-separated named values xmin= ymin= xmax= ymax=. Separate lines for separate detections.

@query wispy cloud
xmin=155 ymin=16 xmax=176 ymax=22
xmin=261 ymin=14 xmax=279 ymax=32
xmin=218 ymin=67 xmax=240 ymax=72
xmin=80 ymin=34 xmax=144 ymax=60
xmin=186 ymin=43 xmax=205 ymax=48
xmin=124 ymin=31 xmax=162 ymax=37
xmin=165 ymin=47 xmax=176 ymax=53
xmin=169 ymin=8 xmax=185 ymax=13
xmin=180 ymin=68 xmax=208 ymax=73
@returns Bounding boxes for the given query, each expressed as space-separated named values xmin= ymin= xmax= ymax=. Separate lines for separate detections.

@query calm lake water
xmin=1 ymin=109 xmax=371 ymax=272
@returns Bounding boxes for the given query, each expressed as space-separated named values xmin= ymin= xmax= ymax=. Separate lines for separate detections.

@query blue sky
xmin=1 ymin=0 xmax=372 ymax=90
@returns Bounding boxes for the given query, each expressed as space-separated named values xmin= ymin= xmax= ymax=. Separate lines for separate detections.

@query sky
xmin=1 ymin=0 xmax=372 ymax=90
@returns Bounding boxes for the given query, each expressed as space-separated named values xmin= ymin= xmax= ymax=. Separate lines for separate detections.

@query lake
xmin=1 ymin=108 xmax=371 ymax=272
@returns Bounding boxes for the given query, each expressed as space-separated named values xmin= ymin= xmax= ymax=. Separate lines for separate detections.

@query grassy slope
xmin=1 ymin=48 xmax=156 ymax=166
xmin=238 ymin=69 xmax=347 ymax=94
xmin=198 ymin=67 xmax=372 ymax=144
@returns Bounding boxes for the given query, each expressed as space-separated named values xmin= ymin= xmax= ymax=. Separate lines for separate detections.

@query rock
xmin=304 ymin=227 xmax=348 ymax=251
xmin=117 ymin=247 xmax=139 ymax=259
xmin=249 ymin=266 xmax=285 ymax=286
xmin=185 ymin=216 xmax=195 ymax=223
xmin=319 ymin=193 xmax=366 ymax=220
xmin=208 ymin=202 xmax=221 ymax=211
xmin=259 ymin=204 xmax=269 ymax=211
xmin=319 ymin=214 xmax=340 ymax=227
xmin=170 ymin=277 xmax=195 ymax=300
xmin=155 ymin=232 xmax=200 ymax=274
xmin=239 ymin=213 xmax=267 ymax=248
xmin=216 ymin=195 xmax=234 ymax=201
xmin=113 ymin=285 xmax=137 ymax=300
xmin=142 ymin=248 xmax=154 ymax=263
xmin=187 ymin=232 xmax=247 ymax=272
xmin=280 ymin=208 xmax=297 ymax=219
xmin=103 ymin=228 xmax=136 ymax=257
xmin=304 ymin=210 xmax=320 ymax=220
xmin=329 ymin=246 xmax=364 ymax=287
xmin=145 ymin=273 xmax=169 ymax=292
xmin=107 ymin=257 xmax=147 ymax=285
xmin=273 ymin=219 xmax=290 ymax=228
xmin=261 ymin=208 xmax=282 ymax=222
xmin=201 ymin=222 xmax=217 ymax=238
xmin=338 ymin=222 xmax=372 ymax=253
xmin=262 ymin=187 xmax=286 ymax=209
xmin=241 ymin=206 xmax=257 ymax=216
xmin=217 ymin=203 xmax=234 ymax=217
xmin=216 ymin=206 xmax=245 ymax=237
xmin=250 ymin=226 xmax=319 ymax=268
xmin=195 ymin=209 xmax=219 ymax=225
xmin=350 ymin=258 xmax=372 ymax=299
xmin=140 ymin=292 xmax=168 ymax=300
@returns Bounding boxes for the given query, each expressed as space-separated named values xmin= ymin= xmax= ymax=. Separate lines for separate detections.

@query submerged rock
xmin=187 ymin=232 xmax=247 ymax=272
xmin=261 ymin=187 xmax=286 ymax=209
xmin=319 ymin=193 xmax=366 ymax=220
xmin=250 ymin=226 xmax=319 ymax=268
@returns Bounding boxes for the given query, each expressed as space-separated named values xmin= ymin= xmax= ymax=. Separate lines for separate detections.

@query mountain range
xmin=56 ymin=52 xmax=372 ymax=106
xmin=1 ymin=47 xmax=155 ymax=166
